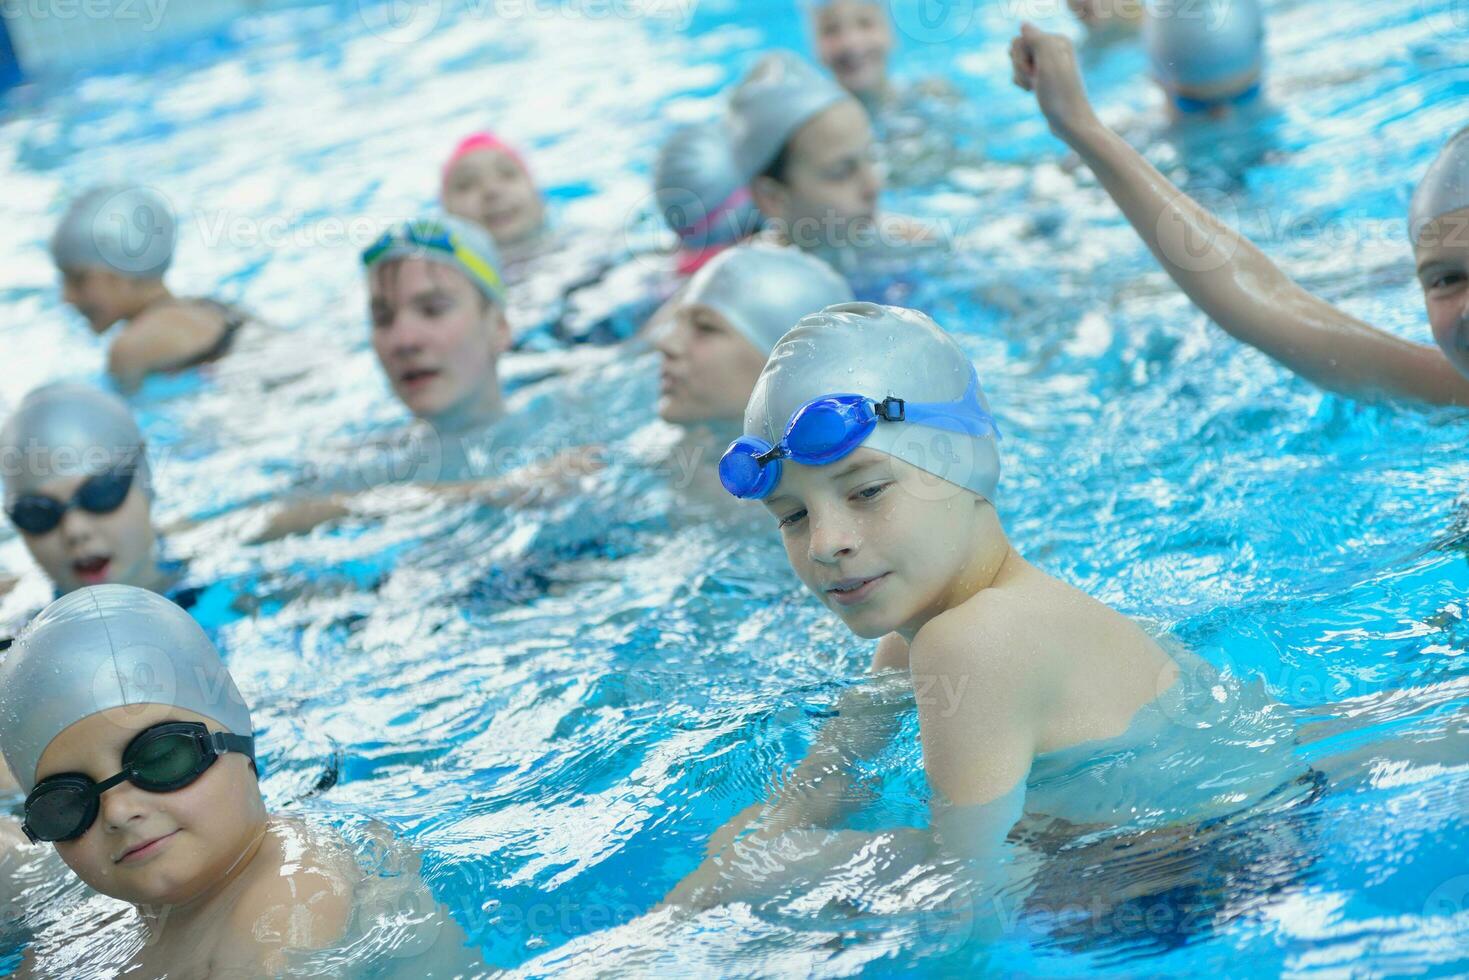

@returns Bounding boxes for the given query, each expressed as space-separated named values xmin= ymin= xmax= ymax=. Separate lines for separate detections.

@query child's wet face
xmin=17 ymin=474 xmax=156 ymax=594
xmin=654 ymin=304 xmax=769 ymax=425
xmin=441 ymin=149 xmax=545 ymax=246
xmin=35 ymin=703 xmax=266 ymax=906
xmin=1414 ymin=206 xmax=1469 ymax=381
xmin=369 ymin=259 xmax=508 ymax=422
xmin=814 ymin=1 xmax=892 ymax=97
xmin=770 ymin=102 xmax=882 ymax=249
xmin=763 ymin=448 xmax=985 ymax=638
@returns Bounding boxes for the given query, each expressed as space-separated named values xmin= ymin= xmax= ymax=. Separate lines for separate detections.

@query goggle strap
xmin=209 ymin=731 xmax=256 ymax=763
xmin=900 ymin=403 xmax=1001 ymax=440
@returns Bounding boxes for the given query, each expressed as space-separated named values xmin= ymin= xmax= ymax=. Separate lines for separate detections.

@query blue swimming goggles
xmin=1172 ymin=80 xmax=1261 ymax=115
xmin=719 ymin=365 xmax=1000 ymax=500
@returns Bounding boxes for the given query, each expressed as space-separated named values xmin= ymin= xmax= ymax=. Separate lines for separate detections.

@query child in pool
xmin=50 ymin=185 xmax=252 ymax=393
xmin=665 ymin=303 xmax=1181 ymax=905
xmin=1145 ymin=0 xmax=1265 ymax=121
xmin=727 ymin=52 xmax=931 ymax=264
xmin=442 ymin=132 xmax=665 ymax=347
xmin=0 ymin=585 xmax=476 ymax=976
xmin=440 ymin=132 xmax=548 ymax=255
xmin=255 ymin=214 xmax=599 ymax=540
xmin=647 ymin=245 xmax=853 ymax=504
xmin=2 ymin=384 xmax=177 ymax=602
xmin=1009 ymin=24 xmax=1469 ymax=405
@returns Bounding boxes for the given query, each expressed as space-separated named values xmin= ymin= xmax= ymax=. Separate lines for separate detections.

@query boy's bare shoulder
xmin=218 ymin=821 xmax=357 ymax=971
xmin=910 ymin=586 xmax=1045 ymax=671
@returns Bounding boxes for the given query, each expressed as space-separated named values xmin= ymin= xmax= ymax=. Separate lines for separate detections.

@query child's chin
xmin=836 ymin=608 xmax=893 ymax=640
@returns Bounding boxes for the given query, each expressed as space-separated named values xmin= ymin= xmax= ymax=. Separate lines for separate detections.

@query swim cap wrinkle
xmin=728 ymin=51 xmax=852 ymax=181
xmin=1 ymin=383 xmax=153 ymax=507
xmin=683 ymin=245 xmax=853 ymax=354
xmin=744 ymin=303 xmax=1001 ymax=502
xmin=0 ymin=585 xmax=252 ymax=793
xmin=1410 ymin=127 xmax=1469 ymax=245
xmin=1143 ymin=0 xmax=1264 ymax=92
xmin=50 ymin=184 xmax=177 ymax=280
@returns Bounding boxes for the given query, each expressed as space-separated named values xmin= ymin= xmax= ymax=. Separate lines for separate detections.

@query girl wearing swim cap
xmin=1010 ymin=25 xmax=1469 ymax=404
xmin=50 ymin=185 xmax=251 ymax=392
xmin=0 ymin=586 xmax=476 ymax=974
xmin=729 ymin=52 xmax=929 ymax=260
xmin=665 ymin=303 xmax=1181 ymax=907
xmin=440 ymin=132 xmax=548 ymax=250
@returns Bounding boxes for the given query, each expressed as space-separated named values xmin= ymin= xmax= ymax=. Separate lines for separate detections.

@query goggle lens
xmin=5 ymin=466 xmax=136 ymax=536
xmin=24 ymin=780 xmax=94 ymax=843
xmin=128 ymin=731 xmax=208 ymax=790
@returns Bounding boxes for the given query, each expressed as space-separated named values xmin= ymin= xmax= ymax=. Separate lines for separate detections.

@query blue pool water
xmin=1 ymin=0 xmax=1467 ymax=974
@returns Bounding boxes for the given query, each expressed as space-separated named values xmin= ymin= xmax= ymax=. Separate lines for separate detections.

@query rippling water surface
xmin=1 ymin=0 xmax=1467 ymax=975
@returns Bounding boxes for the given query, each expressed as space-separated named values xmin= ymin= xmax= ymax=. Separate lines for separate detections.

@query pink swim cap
xmin=441 ymin=132 xmax=530 ymax=190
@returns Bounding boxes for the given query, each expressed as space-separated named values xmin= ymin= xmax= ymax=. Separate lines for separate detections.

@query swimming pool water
xmin=1 ymin=0 xmax=1467 ymax=975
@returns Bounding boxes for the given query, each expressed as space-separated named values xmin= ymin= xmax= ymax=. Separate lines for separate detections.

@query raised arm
xmin=1010 ymin=24 xmax=1469 ymax=407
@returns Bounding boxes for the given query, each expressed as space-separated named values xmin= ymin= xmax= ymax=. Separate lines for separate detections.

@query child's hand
xmin=1009 ymin=23 xmax=1100 ymax=143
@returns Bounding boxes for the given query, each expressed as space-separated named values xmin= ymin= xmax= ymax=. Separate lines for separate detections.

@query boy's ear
xmin=489 ymin=306 xmax=512 ymax=355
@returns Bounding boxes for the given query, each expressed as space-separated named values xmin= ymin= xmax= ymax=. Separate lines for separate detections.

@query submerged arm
xmin=1010 ymin=24 xmax=1469 ymax=407
xmin=661 ymin=637 xmax=913 ymax=909
xmin=243 ymin=447 xmax=603 ymax=544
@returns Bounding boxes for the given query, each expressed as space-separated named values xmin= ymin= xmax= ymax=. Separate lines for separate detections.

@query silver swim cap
xmin=728 ymin=51 xmax=853 ymax=181
xmin=50 ymin=184 xmax=177 ymax=280
xmin=1409 ymin=127 xmax=1469 ymax=245
xmin=683 ymin=245 xmax=853 ymax=354
xmin=0 ymin=585 xmax=252 ymax=793
xmin=656 ymin=122 xmax=761 ymax=253
xmin=1143 ymin=0 xmax=1264 ymax=92
xmin=744 ymin=303 xmax=1001 ymax=502
xmin=1 ymin=383 xmax=152 ymax=508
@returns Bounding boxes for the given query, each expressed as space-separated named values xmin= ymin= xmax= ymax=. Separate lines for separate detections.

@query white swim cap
xmin=50 ymin=184 xmax=177 ymax=280
xmin=1 ymin=383 xmax=152 ymax=508
xmin=655 ymin=122 xmax=761 ymax=257
xmin=0 ymin=585 xmax=252 ymax=794
xmin=1144 ymin=0 xmax=1264 ymax=93
xmin=683 ymin=245 xmax=853 ymax=354
xmin=728 ymin=51 xmax=853 ymax=181
xmin=744 ymin=303 xmax=1001 ymax=503
xmin=1409 ymin=127 xmax=1469 ymax=245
